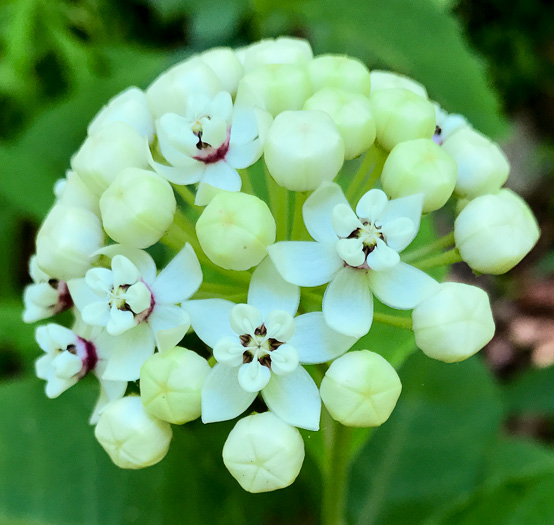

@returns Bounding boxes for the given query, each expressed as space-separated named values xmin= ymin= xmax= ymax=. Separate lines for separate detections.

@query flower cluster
xmin=24 ymin=37 xmax=539 ymax=492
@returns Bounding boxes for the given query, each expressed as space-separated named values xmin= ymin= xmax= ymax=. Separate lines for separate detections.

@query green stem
xmin=290 ymin=191 xmax=308 ymax=240
xmin=322 ymin=410 xmax=352 ymax=525
xmin=373 ymin=312 xmax=413 ymax=330
xmin=402 ymin=231 xmax=456 ymax=264
xmin=238 ymin=168 xmax=255 ymax=195
xmin=346 ymin=145 xmax=386 ymax=204
xmin=413 ymin=248 xmax=462 ymax=270
xmin=173 ymin=184 xmax=198 ymax=210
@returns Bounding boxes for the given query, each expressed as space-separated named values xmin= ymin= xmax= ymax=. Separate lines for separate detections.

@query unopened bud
xmin=100 ymin=168 xmax=176 ymax=249
xmin=243 ymin=37 xmax=313 ymax=73
xmin=320 ymin=350 xmax=401 ymax=427
xmin=370 ymin=70 xmax=428 ymax=98
xmin=140 ymin=347 xmax=211 ymax=425
xmin=56 ymin=170 xmax=100 ymax=216
xmin=304 ymin=88 xmax=376 ymax=160
xmin=196 ymin=192 xmax=276 ymax=271
xmin=442 ymin=127 xmax=509 ymax=198
xmin=455 ymin=189 xmax=540 ymax=274
xmin=412 ymin=282 xmax=495 ymax=362
xmin=222 ymin=412 xmax=305 ymax=493
xmin=94 ymin=396 xmax=172 ymax=469
xmin=370 ymin=88 xmax=436 ymax=151
xmin=381 ymin=138 xmax=457 ymax=212
xmin=199 ymin=47 xmax=244 ymax=95
xmin=308 ymin=54 xmax=371 ymax=95
xmin=264 ymin=110 xmax=345 ymax=191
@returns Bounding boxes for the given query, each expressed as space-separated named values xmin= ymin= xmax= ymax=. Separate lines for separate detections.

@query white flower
xmin=184 ymin=258 xmax=356 ymax=430
xmin=432 ymin=103 xmax=468 ymax=146
xmin=68 ymin=243 xmax=202 ymax=380
xmin=268 ymin=182 xmax=439 ymax=337
xmin=23 ymin=256 xmax=73 ymax=323
xmin=149 ymin=91 xmax=271 ymax=204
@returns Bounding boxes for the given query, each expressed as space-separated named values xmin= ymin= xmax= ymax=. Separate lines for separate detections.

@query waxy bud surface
xmin=370 ymin=70 xmax=428 ymax=98
xmin=308 ymin=55 xmax=371 ymax=95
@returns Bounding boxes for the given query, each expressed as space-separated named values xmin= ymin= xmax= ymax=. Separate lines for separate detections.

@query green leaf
xmin=503 ymin=365 xmax=554 ymax=417
xmin=0 ymin=300 xmax=36 ymax=360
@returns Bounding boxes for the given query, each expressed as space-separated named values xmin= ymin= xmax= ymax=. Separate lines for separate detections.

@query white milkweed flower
xmin=150 ymin=91 xmax=271 ymax=203
xmin=268 ymin=182 xmax=439 ymax=337
xmin=432 ymin=103 xmax=468 ymax=146
xmin=69 ymin=243 xmax=202 ymax=380
xmin=184 ymin=258 xmax=357 ymax=431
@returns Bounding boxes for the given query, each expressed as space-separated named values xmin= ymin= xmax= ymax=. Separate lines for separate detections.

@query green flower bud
xmin=442 ymin=127 xmax=510 ymax=199
xmin=196 ymin=192 xmax=276 ymax=271
xmin=370 ymin=70 xmax=428 ymax=98
xmin=264 ymin=110 xmax=345 ymax=191
xmin=303 ymin=88 xmax=376 ymax=160
xmin=243 ymin=37 xmax=313 ymax=73
xmin=369 ymin=88 xmax=436 ymax=151
xmin=94 ymin=396 xmax=172 ymax=469
xmin=381 ymin=138 xmax=457 ymax=212
xmin=36 ymin=204 xmax=103 ymax=281
xmin=320 ymin=350 xmax=401 ymax=427
xmin=235 ymin=64 xmax=312 ymax=116
xmin=308 ymin=54 xmax=371 ymax=95
xmin=455 ymin=189 xmax=540 ymax=274
xmin=71 ymin=122 xmax=149 ymax=196
xmin=100 ymin=168 xmax=176 ymax=249
xmin=412 ymin=282 xmax=495 ymax=362
xmin=140 ymin=347 xmax=211 ymax=425
xmin=222 ymin=412 xmax=305 ymax=493
xmin=56 ymin=170 xmax=100 ymax=216
xmin=199 ymin=47 xmax=244 ymax=95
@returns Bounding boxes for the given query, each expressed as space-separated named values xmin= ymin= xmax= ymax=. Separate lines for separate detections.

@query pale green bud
xmin=56 ymin=170 xmax=100 ymax=216
xmin=140 ymin=347 xmax=211 ymax=425
xmin=95 ymin=396 xmax=172 ymax=469
xmin=320 ymin=350 xmax=401 ymax=427
xmin=381 ymin=138 xmax=457 ymax=212
xmin=369 ymin=88 xmax=436 ymax=151
xmin=455 ymin=189 xmax=540 ymax=275
xmin=71 ymin=121 xmax=148 ymax=197
xmin=235 ymin=64 xmax=312 ymax=116
xmin=412 ymin=282 xmax=495 ymax=362
xmin=264 ymin=110 xmax=345 ymax=191
xmin=369 ymin=70 xmax=428 ymax=98
xmin=222 ymin=412 xmax=305 ymax=493
xmin=36 ymin=204 xmax=103 ymax=281
xmin=100 ymin=168 xmax=176 ymax=249
xmin=196 ymin=192 xmax=276 ymax=271
xmin=243 ymin=37 xmax=313 ymax=73
xmin=442 ymin=127 xmax=510 ymax=199
xmin=303 ymin=88 xmax=376 ymax=160
xmin=308 ymin=54 xmax=371 ymax=95
xmin=199 ymin=47 xmax=244 ymax=95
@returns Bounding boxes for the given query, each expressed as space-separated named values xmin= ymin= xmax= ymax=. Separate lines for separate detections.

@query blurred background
xmin=0 ymin=0 xmax=553 ymax=523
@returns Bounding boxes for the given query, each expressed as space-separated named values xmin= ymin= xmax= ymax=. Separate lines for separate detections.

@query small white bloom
xmin=185 ymin=258 xmax=356 ymax=430
xmin=432 ymin=103 xmax=468 ymax=145
xmin=268 ymin=182 xmax=439 ymax=337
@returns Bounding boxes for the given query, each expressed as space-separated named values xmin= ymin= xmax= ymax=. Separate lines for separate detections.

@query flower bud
xmin=199 ymin=47 xmax=244 ymax=95
xmin=196 ymin=192 xmax=276 ymax=271
xmin=264 ymin=110 xmax=345 ymax=191
xmin=442 ymin=127 xmax=509 ymax=198
xmin=71 ymin=121 xmax=149 ymax=196
xmin=369 ymin=88 xmax=436 ymax=151
xmin=95 ymin=396 xmax=172 ymax=469
xmin=140 ymin=347 xmax=211 ymax=425
xmin=56 ymin=170 xmax=100 ymax=216
xmin=412 ymin=282 xmax=495 ymax=362
xmin=308 ymin=55 xmax=371 ymax=95
xmin=146 ymin=57 xmax=222 ymax=120
xmin=36 ymin=204 xmax=103 ymax=281
xmin=370 ymin=70 xmax=428 ymax=98
xmin=243 ymin=37 xmax=313 ymax=73
xmin=303 ymin=88 xmax=376 ymax=160
xmin=222 ymin=412 xmax=305 ymax=493
xmin=235 ymin=64 xmax=312 ymax=116
xmin=381 ymin=138 xmax=457 ymax=212
xmin=88 ymin=87 xmax=154 ymax=142
xmin=100 ymin=168 xmax=176 ymax=249
xmin=320 ymin=351 xmax=401 ymax=427
xmin=455 ymin=189 xmax=540 ymax=274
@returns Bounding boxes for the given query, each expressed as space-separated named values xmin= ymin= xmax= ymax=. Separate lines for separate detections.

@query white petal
xmin=368 ymin=262 xmax=440 ymax=310
xmin=94 ymin=245 xmax=157 ymax=283
xmin=111 ymin=255 xmax=141 ymax=287
xmin=331 ymin=203 xmax=363 ymax=238
xmin=229 ymin=106 xmax=258 ymax=144
xmin=355 ymin=189 xmax=389 ymax=222
xmin=336 ymin=238 xmax=366 ymax=267
xmin=380 ymin=193 xmax=424 ymax=252
xmin=238 ymin=360 xmax=271 ymax=392
xmin=247 ymin=257 xmax=299 ymax=317
xmin=213 ymin=336 xmax=244 ymax=367
xmin=81 ymin=300 xmax=111 ymax=327
xmin=183 ymin=299 xmax=235 ymax=348
xmin=269 ymin=344 xmax=299 ymax=376
xmin=24 ymin=283 xmax=58 ymax=309
xmin=202 ymin=364 xmax=257 ymax=423
xmin=106 ymin=306 xmax=136 ymax=336
xmin=89 ymin=377 xmax=127 ymax=425
xmin=147 ymin=304 xmax=191 ymax=352
xmin=323 ymin=267 xmax=373 ymax=337
xmin=381 ymin=217 xmax=416 ymax=252
xmin=230 ymin=304 xmax=263 ymax=335
xmin=365 ymin=238 xmax=400 ymax=271
xmin=45 ymin=375 xmax=78 ymax=399
xmin=124 ymin=282 xmax=151 ymax=313
xmin=35 ymin=354 xmax=53 ymax=379
xmin=201 ymin=118 xmax=227 ymax=148
xmin=151 ymin=243 xmax=202 ymax=303
xmin=149 ymin=153 xmax=205 ymax=185
xmin=201 ymin=162 xmax=242 ymax=193
xmin=303 ymin=182 xmax=349 ymax=243
xmin=29 ymin=255 xmax=49 ymax=283
xmin=85 ymin=268 xmax=113 ymax=296
xmin=289 ymin=312 xmax=357 ymax=364
xmin=267 ymin=241 xmax=342 ymax=287
xmin=68 ymin=278 xmax=98 ymax=312
xmin=225 ymin=138 xmax=263 ymax=169
xmin=265 ymin=310 xmax=295 ymax=342
xmin=262 ymin=367 xmax=321 ymax=431
xmin=52 ymin=351 xmax=82 ymax=379
xmin=211 ymin=91 xmax=234 ymax=123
